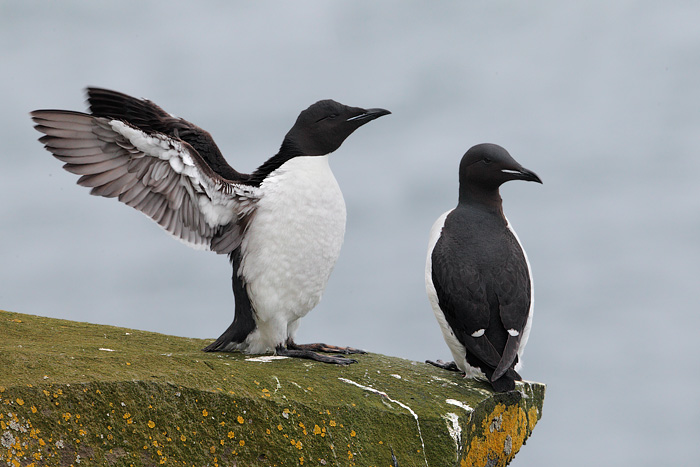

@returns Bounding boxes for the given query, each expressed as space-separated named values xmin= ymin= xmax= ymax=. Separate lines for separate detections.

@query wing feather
xmin=32 ymin=109 xmax=260 ymax=253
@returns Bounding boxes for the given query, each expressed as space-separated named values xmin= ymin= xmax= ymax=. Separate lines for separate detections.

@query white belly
xmin=240 ymin=156 xmax=346 ymax=353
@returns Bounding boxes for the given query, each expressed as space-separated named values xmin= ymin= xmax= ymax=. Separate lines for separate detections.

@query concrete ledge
xmin=0 ymin=310 xmax=544 ymax=466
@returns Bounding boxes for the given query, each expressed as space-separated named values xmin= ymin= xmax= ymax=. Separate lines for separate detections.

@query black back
xmin=87 ymin=89 xmax=389 ymax=188
xmin=431 ymin=143 xmax=541 ymax=392
xmin=86 ymin=87 xmax=248 ymax=182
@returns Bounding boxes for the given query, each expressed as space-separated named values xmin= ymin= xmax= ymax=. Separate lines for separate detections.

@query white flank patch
xmin=446 ymin=399 xmax=473 ymax=412
xmin=339 ymin=377 xmax=428 ymax=467
xmin=245 ymin=356 xmax=289 ymax=363
xmin=444 ymin=412 xmax=462 ymax=451
xmin=98 ymin=348 xmax=116 ymax=352
xmin=471 ymin=329 xmax=485 ymax=337
xmin=426 ymin=210 xmax=472 ymax=375
xmin=508 ymin=329 xmax=520 ymax=336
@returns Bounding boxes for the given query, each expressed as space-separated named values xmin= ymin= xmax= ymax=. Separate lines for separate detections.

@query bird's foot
xmin=286 ymin=340 xmax=366 ymax=355
xmin=276 ymin=345 xmax=358 ymax=365
xmin=426 ymin=359 xmax=463 ymax=373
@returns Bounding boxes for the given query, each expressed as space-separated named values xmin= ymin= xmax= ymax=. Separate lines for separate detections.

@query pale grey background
xmin=2 ymin=1 xmax=699 ymax=465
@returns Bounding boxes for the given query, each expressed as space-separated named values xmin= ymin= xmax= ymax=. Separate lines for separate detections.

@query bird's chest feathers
xmin=447 ymin=209 xmax=515 ymax=269
xmin=240 ymin=156 xmax=346 ymax=311
xmin=254 ymin=155 xmax=346 ymax=243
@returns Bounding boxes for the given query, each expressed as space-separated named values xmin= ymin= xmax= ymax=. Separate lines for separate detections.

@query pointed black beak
xmin=346 ymin=108 xmax=391 ymax=123
xmin=502 ymin=167 xmax=543 ymax=184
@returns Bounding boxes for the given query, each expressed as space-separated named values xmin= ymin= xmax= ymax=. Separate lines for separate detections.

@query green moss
xmin=0 ymin=310 xmax=544 ymax=466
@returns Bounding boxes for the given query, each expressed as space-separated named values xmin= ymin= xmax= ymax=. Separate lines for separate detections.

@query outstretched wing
xmin=31 ymin=109 xmax=260 ymax=254
xmin=85 ymin=87 xmax=248 ymax=182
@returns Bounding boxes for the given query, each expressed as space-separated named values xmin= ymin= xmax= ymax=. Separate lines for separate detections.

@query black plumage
xmin=31 ymin=87 xmax=390 ymax=364
xmin=426 ymin=143 xmax=542 ymax=392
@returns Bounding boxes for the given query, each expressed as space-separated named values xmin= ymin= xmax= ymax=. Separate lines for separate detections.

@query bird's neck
xmin=249 ymin=138 xmax=305 ymax=186
xmin=458 ymin=186 xmax=505 ymax=215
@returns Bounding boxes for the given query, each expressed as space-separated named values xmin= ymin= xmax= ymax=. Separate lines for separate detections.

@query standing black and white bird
xmin=425 ymin=143 xmax=542 ymax=391
xmin=31 ymin=87 xmax=390 ymax=365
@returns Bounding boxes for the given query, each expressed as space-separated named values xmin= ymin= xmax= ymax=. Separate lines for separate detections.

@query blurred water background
xmin=2 ymin=1 xmax=700 ymax=465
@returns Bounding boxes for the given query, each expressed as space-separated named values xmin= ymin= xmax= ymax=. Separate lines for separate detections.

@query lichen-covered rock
xmin=0 ymin=310 xmax=544 ymax=466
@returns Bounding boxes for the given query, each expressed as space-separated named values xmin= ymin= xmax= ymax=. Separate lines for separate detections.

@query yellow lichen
xmin=528 ymin=406 xmax=539 ymax=432
xmin=461 ymin=403 xmax=528 ymax=467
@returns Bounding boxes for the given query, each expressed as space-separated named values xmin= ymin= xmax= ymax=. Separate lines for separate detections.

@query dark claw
xmin=276 ymin=345 xmax=358 ymax=365
xmin=286 ymin=340 xmax=366 ymax=355
xmin=426 ymin=359 xmax=463 ymax=373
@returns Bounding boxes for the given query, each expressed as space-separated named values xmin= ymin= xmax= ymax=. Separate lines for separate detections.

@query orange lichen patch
xmin=461 ymin=403 xmax=528 ymax=467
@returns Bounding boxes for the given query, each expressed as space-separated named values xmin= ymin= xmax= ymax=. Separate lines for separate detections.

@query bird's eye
xmin=483 ymin=157 xmax=493 ymax=164
xmin=316 ymin=114 xmax=338 ymax=123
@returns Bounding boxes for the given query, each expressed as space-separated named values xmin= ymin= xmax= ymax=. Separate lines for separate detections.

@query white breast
xmin=240 ymin=156 xmax=346 ymax=353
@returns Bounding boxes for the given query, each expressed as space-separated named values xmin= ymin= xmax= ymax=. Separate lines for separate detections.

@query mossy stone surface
xmin=0 ymin=310 xmax=544 ymax=466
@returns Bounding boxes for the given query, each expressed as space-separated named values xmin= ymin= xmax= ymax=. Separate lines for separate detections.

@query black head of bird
xmin=282 ymin=99 xmax=391 ymax=157
xmin=458 ymin=143 xmax=542 ymax=194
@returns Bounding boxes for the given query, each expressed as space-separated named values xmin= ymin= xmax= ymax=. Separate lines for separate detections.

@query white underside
xmin=239 ymin=156 xmax=346 ymax=354
xmin=424 ymin=211 xmax=534 ymax=376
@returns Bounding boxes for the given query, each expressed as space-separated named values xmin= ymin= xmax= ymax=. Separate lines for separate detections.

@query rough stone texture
xmin=0 ymin=310 xmax=544 ymax=466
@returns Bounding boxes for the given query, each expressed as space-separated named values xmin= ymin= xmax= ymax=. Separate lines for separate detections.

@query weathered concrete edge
xmin=0 ymin=309 xmax=545 ymax=466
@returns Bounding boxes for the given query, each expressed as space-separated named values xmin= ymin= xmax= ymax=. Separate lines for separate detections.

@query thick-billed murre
xmin=425 ymin=143 xmax=541 ymax=391
xmin=31 ymin=87 xmax=390 ymax=365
